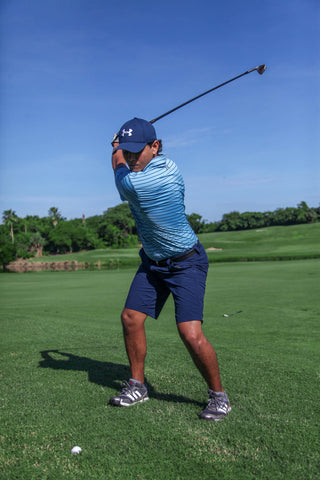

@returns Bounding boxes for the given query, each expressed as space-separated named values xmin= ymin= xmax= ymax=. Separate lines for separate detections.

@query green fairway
xmin=200 ymin=222 xmax=320 ymax=262
xmin=0 ymin=260 xmax=319 ymax=479
xmin=25 ymin=223 xmax=320 ymax=267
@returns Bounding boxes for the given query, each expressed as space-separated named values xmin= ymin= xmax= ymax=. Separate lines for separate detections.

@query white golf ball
xmin=71 ymin=446 xmax=82 ymax=454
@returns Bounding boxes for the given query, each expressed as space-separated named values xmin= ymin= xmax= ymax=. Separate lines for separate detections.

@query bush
xmin=0 ymin=233 xmax=17 ymax=269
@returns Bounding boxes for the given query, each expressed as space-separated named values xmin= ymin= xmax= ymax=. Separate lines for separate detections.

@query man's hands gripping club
xmin=111 ymin=132 xmax=119 ymax=147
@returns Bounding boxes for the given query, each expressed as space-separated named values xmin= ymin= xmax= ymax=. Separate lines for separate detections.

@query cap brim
xmin=116 ymin=142 xmax=147 ymax=153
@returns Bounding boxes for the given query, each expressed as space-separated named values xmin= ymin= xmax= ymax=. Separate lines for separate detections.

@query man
xmin=109 ymin=117 xmax=231 ymax=421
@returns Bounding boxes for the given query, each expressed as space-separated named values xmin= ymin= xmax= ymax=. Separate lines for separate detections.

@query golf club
xmin=149 ymin=64 xmax=266 ymax=124
xmin=223 ymin=310 xmax=243 ymax=318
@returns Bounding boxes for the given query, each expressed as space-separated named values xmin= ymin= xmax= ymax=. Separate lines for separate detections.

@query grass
xmin=200 ymin=222 xmax=320 ymax=262
xmin=26 ymin=223 xmax=320 ymax=267
xmin=0 ymin=259 xmax=319 ymax=479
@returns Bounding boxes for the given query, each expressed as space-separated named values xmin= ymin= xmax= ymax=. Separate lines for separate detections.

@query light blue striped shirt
xmin=115 ymin=154 xmax=197 ymax=261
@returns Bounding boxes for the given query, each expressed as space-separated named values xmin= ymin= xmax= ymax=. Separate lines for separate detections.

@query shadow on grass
xmin=39 ymin=350 xmax=203 ymax=407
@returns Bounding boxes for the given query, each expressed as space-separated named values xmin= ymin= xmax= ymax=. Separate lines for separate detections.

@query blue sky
xmin=1 ymin=0 xmax=319 ymax=222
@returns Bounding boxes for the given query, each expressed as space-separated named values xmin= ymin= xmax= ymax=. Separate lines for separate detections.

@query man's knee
xmin=121 ymin=308 xmax=146 ymax=331
xmin=178 ymin=321 xmax=205 ymax=351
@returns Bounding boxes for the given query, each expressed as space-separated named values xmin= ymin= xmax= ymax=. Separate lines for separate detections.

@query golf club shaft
xmin=150 ymin=65 xmax=266 ymax=124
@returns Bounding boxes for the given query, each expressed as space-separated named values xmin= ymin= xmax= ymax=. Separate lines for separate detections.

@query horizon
xmin=1 ymin=199 xmax=318 ymax=225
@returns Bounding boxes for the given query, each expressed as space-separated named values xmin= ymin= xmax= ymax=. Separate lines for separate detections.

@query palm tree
xmin=2 ymin=210 xmax=18 ymax=244
xmin=48 ymin=207 xmax=63 ymax=228
xmin=29 ymin=232 xmax=46 ymax=257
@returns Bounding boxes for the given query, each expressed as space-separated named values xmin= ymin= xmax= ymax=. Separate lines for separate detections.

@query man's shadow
xmin=39 ymin=350 xmax=203 ymax=406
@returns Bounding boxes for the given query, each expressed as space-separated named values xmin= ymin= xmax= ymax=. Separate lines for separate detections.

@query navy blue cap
xmin=117 ymin=118 xmax=157 ymax=153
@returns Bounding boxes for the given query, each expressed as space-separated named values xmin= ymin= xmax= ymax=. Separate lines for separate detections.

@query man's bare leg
xmin=121 ymin=308 xmax=148 ymax=384
xmin=177 ymin=320 xmax=231 ymax=420
xmin=109 ymin=308 xmax=149 ymax=406
xmin=177 ymin=320 xmax=223 ymax=391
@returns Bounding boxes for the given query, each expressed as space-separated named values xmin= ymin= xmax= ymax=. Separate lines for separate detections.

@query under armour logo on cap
xmin=116 ymin=118 xmax=157 ymax=153
xmin=121 ymin=129 xmax=133 ymax=137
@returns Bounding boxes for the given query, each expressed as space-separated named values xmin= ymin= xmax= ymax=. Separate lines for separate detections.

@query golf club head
xmin=222 ymin=310 xmax=243 ymax=317
xmin=257 ymin=64 xmax=266 ymax=75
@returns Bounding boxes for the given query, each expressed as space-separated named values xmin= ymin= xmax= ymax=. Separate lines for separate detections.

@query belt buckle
xmin=154 ymin=258 xmax=168 ymax=267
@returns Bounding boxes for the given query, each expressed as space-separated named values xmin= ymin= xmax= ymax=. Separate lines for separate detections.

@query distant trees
xmin=2 ymin=210 xmax=19 ymax=244
xmin=217 ymin=211 xmax=266 ymax=231
xmin=0 ymin=203 xmax=139 ymax=263
xmin=48 ymin=207 xmax=65 ymax=228
xmin=0 ymin=231 xmax=16 ymax=269
xmin=46 ymin=219 xmax=105 ymax=254
xmin=28 ymin=232 xmax=46 ymax=257
xmin=187 ymin=213 xmax=207 ymax=234
xmin=0 ymin=201 xmax=319 ymax=264
xmin=204 ymin=201 xmax=320 ymax=233
xmin=86 ymin=203 xmax=138 ymax=248
xmin=103 ymin=203 xmax=136 ymax=235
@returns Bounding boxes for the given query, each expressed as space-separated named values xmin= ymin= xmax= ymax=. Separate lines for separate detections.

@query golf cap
xmin=117 ymin=117 xmax=157 ymax=153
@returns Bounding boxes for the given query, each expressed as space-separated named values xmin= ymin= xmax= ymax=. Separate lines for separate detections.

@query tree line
xmin=0 ymin=204 xmax=137 ymax=268
xmin=188 ymin=201 xmax=320 ymax=234
xmin=0 ymin=201 xmax=319 ymax=268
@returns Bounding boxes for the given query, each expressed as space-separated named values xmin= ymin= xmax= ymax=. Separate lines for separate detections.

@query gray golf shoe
xmin=199 ymin=390 xmax=231 ymax=421
xmin=109 ymin=379 xmax=149 ymax=407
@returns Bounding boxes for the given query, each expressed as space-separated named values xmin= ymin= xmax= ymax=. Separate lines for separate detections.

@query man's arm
xmin=111 ymin=143 xmax=127 ymax=172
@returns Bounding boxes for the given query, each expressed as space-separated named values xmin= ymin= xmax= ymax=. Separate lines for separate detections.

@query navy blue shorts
xmin=125 ymin=242 xmax=209 ymax=324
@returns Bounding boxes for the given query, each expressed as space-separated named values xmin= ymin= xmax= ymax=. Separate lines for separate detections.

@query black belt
xmin=149 ymin=247 xmax=197 ymax=267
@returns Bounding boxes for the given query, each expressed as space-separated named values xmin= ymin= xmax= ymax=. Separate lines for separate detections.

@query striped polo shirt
xmin=115 ymin=154 xmax=197 ymax=261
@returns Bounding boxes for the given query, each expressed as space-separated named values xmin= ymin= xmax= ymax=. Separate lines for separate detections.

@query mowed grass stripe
xmin=0 ymin=260 xmax=319 ymax=479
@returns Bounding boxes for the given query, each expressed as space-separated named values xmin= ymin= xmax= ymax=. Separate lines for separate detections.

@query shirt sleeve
xmin=114 ymin=166 xmax=134 ymax=201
